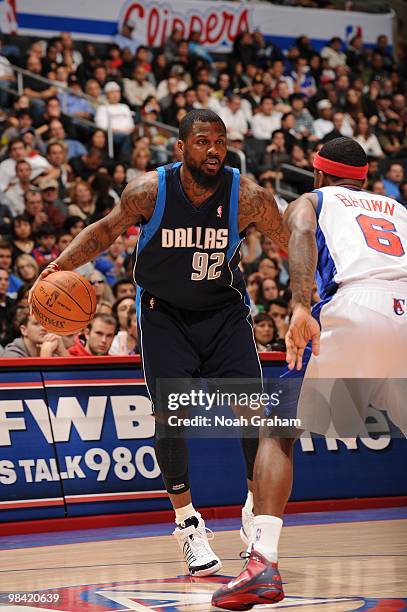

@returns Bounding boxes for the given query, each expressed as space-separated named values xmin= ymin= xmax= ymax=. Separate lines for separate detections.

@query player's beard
xmin=183 ymin=150 xmax=225 ymax=188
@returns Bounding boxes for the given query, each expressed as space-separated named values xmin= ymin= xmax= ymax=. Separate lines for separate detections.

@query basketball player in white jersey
xmin=212 ymin=137 xmax=407 ymax=610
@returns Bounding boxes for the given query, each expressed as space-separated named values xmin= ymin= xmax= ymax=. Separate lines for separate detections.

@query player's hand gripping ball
xmin=31 ymin=270 xmax=97 ymax=335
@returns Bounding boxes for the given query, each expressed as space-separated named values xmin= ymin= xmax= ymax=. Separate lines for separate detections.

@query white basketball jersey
xmin=315 ymin=186 xmax=407 ymax=299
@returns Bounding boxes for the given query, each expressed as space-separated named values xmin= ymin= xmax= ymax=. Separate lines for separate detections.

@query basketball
xmin=31 ymin=270 xmax=97 ymax=335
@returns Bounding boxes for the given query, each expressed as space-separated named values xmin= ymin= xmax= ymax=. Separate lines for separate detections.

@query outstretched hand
xmin=28 ymin=263 xmax=60 ymax=315
xmin=285 ymin=305 xmax=320 ymax=371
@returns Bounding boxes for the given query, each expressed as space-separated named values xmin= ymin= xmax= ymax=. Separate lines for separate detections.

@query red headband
xmin=313 ymin=152 xmax=368 ymax=180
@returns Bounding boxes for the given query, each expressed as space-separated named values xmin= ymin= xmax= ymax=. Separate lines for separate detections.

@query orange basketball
xmin=31 ymin=270 xmax=97 ymax=335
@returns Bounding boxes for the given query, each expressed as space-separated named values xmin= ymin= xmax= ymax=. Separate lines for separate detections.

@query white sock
xmin=252 ymin=515 xmax=283 ymax=563
xmin=175 ymin=503 xmax=199 ymax=525
xmin=244 ymin=491 xmax=253 ymax=513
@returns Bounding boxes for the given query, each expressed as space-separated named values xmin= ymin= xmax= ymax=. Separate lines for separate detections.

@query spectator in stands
xmin=256 ymin=278 xmax=280 ymax=313
xmin=322 ymin=111 xmax=353 ymax=142
xmin=60 ymin=73 xmax=95 ymax=120
xmin=219 ymin=94 xmax=249 ymax=140
xmin=85 ymin=78 xmax=105 ymax=109
xmin=399 ymin=181 xmax=407 ymax=208
xmin=114 ymin=22 xmax=143 ymax=55
xmin=4 ymin=160 xmax=32 ymax=217
xmin=163 ymin=28 xmax=184 ymax=63
xmin=0 ymin=40 xmax=15 ymax=108
xmin=35 ymin=97 xmax=75 ymax=140
xmin=87 ymin=270 xmax=114 ymax=306
xmin=23 ymin=55 xmax=57 ymax=104
xmin=88 ymin=129 xmax=109 ymax=164
xmin=109 ymin=306 xmax=138 ymax=355
xmin=123 ymin=64 xmax=157 ymax=108
xmin=313 ymin=99 xmax=334 ymax=140
xmin=290 ymin=57 xmax=316 ymax=98
xmin=353 ymin=115 xmax=384 ymax=158
xmin=382 ymin=163 xmax=404 ymax=200
xmin=112 ymin=296 xmax=135 ymax=333
xmin=126 ymin=146 xmax=152 ymax=182
xmin=94 ymin=234 xmax=126 ymax=286
xmin=70 ymin=147 xmax=104 ymax=181
xmin=251 ymin=96 xmax=282 ymax=141
xmin=3 ymin=109 xmax=38 ymax=145
xmin=0 ymin=139 xmax=50 ymax=192
xmin=193 ymin=82 xmax=222 ymax=113
xmin=14 ymin=253 xmax=38 ymax=284
xmin=24 ymin=189 xmax=49 ymax=232
xmin=253 ymin=313 xmax=278 ymax=352
xmin=243 ymin=73 xmax=265 ymax=113
xmin=48 ymin=119 xmax=87 ymax=160
xmin=290 ymin=93 xmax=315 ymax=138
xmin=32 ymin=222 xmax=58 ymax=268
xmin=112 ymin=277 xmax=136 ymax=301
xmin=111 ymin=163 xmax=127 ymax=197
xmin=321 ymin=37 xmax=346 ymax=69
xmin=10 ymin=215 xmax=35 ymax=262
xmin=1 ymin=311 xmax=63 ymax=358
xmin=259 ymin=130 xmax=290 ymax=179
xmin=69 ymin=313 xmax=116 ymax=356
xmin=46 ymin=141 xmax=70 ymax=199
xmin=56 ymin=231 xmax=73 ymax=254
xmin=38 ymin=176 xmax=66 ymax=228
xmin=268 ymin=298 xmax=289 ymax=341
xmin=58 ymin=32 xmax=83 ymax=70
xmin=270 ymin=59 xmax=294 ymax=96
xmin=64 ymin=215 xmax=85 ymax=238
xmin=0 ymin=240 xmax=23 ymax=299
xmin=95 ymin=81 xmax=135 ymax=140
xmin=371 ymin=179 xmax=386 ymax=195
xmin=68 ymin=181 xmax=95 ymax=221
xmin=379 ymin=118 xmax=404 ymax=157
xmin=374 ymin=34 xmax=394 ymax=72
xmin=346 ymin=35 xmax=366 ymax=72
xmin=0 ymin=269 xmax=13 ymax=346
xmin=392 ymin=94 xmax=407 ymax=127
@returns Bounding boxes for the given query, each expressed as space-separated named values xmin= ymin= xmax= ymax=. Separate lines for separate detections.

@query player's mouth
xmin=204 ymin=158 xmax=220 ymax=170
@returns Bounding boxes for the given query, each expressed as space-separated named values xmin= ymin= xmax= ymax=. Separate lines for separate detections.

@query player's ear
xmin=314 ymin=169 xmax=323 ymax=189
xmin=177 ymin=139 xmax=184 ymax=155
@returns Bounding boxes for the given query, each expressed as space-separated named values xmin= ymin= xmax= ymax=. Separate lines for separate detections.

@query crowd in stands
xmin=0 ymin=23 xmax=406 ymax=358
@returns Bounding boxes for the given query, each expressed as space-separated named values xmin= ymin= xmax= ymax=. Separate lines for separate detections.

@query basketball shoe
xmin=173 ymin=515 xmax=222 ymax=577
xmin=211 ymin=547 xmax=284 ymax=610
xmin=240 ymin=506 xmax=255 ymax=547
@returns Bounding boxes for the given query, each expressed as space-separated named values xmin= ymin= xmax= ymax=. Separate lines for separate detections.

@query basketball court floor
xmin=0 ymin=507 xmax=406 ymax=611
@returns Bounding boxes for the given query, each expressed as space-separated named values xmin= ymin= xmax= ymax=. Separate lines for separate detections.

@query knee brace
xmin=154 ymin=422 xmax=190 ymax=494
xmin=240 ymin=436 xmax=259 ymax=481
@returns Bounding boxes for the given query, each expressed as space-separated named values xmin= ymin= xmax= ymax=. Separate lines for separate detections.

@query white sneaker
xmin=240 ymin=506 xmax=255 ymax=547
xmin=173 ymin=515 xmax=222 ymax=576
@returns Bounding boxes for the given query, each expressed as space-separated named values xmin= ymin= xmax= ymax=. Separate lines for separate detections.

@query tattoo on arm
xmin=285 ymin=194 xmax=318 ymax=309
xmin=55 ymin=173 xmax=158 ymax=271
xmin=238 ymin=177 xmax=290 ymax=250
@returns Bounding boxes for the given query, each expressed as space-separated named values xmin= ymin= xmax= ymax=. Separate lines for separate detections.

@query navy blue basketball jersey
xmin=133 ymin=162 xmax=246 ymax=310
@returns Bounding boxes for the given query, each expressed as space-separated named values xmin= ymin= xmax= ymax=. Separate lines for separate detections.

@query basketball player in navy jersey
xmin=30 ymin=109 xmax=289 ymax=576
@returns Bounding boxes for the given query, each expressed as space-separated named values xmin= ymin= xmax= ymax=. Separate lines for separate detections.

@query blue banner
xmin=0 ymin=357 xmax=405 ymax=522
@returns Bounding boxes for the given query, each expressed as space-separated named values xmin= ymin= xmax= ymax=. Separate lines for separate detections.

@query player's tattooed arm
xmin=284 ymin=193 xmax=318 ymax=309
xmin=53 ymin=172 xmax=158 ymax=270
xmin=238 ymin=176 xmax=290 ymax=250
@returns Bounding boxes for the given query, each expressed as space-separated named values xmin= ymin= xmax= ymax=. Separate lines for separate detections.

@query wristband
xmin=47 ymin=262 xmax=61 ymax=272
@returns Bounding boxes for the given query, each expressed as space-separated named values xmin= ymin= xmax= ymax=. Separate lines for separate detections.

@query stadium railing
xmin=275 ymin=163 xmax=314 ymax=201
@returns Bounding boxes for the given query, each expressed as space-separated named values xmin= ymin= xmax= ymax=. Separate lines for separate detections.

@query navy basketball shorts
xmin=137 ymin=290 xmax=262 ymax=416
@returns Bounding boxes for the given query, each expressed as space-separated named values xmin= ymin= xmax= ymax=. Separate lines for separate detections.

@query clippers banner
xmin=14 ymin=0 xmax=393 ymax=51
